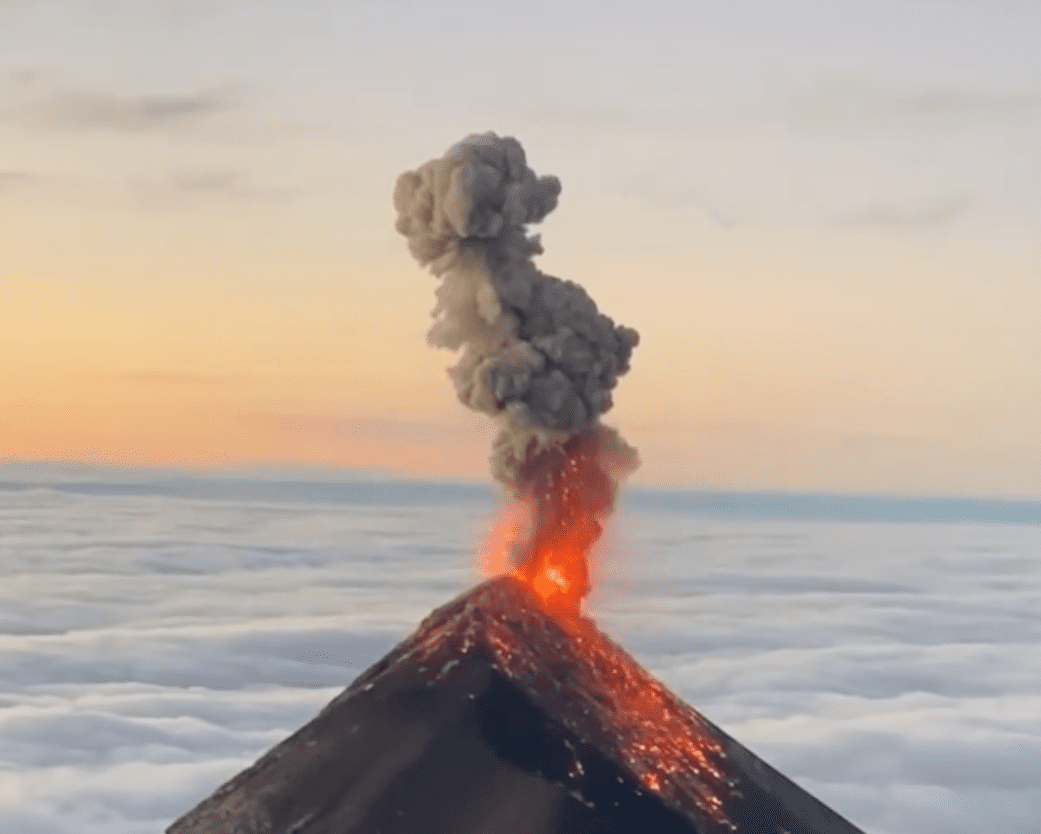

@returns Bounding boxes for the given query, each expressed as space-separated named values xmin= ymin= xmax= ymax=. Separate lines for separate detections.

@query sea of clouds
xmin=0 ymin=463 xmax=1039 ymax=834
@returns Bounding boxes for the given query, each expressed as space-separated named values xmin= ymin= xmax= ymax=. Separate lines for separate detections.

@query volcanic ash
xmin=392 ymin=132 xmax=639 ymax=492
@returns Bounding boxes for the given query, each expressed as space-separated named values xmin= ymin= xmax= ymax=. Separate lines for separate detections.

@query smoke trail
xmin=393 ymin=132 xmax=639 ymax=492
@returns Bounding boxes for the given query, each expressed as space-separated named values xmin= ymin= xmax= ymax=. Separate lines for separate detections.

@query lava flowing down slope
xmin=166 ymin=576 xmax=867 ymax=834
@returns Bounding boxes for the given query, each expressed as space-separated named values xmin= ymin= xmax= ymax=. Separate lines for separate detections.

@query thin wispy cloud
xmin=129 ymin=168 xmax=295 ymax=209
xmin=242 ymin=413 xmax=483 ymax=445
xmin=794 ymin=79 xmax=1041 ymax=129
xmin=619 ymin=176 xmax=740 ymax=227
xmin=99 ymin=372 xmax=244 ymax=387
xmin=840 ymin=195 xmax=971 ymax=231
xmin=0 ymin=69 xmax=241 ymax=134
xmin=629 ymin=422 xmax=919 ymax=445
xmin=838 ymin=430 xmax=920 ymax=451
xmin=484 ymin=97 xmax=636 ymax=132
xmin=0 ymin=170 xmax=35 ymax=192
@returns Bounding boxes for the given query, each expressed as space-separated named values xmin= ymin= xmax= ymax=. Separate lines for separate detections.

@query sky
xmin=2 ymin=0 xmax=1040 ymax=496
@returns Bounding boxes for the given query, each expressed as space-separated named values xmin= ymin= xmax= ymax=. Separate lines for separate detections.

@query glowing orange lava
xmin=480 ymin=500 xmax=531 ymax=577
xmin=512 ymin=452 xmax=599 ymax=617
xmin=406 ymin=576 xmax=738 ymax=830
xmin=483 ymin=435 xmax=618 ymax=620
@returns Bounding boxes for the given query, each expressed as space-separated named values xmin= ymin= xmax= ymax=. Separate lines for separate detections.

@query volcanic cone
xmin=166 ymin=577 xmax=867 ymax=834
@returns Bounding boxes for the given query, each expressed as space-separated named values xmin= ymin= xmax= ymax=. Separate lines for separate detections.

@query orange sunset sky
xmin=2 ymin=1 xmax=1040 ymax=497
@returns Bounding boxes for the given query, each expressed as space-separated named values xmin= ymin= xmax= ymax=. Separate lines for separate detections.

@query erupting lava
xmin=486 ymin=430 xmax=622 ymax=619
xmin=395 ymin=132 xmax=639 ymax=620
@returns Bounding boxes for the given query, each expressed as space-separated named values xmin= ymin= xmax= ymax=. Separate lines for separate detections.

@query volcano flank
xmin=166 ymin=576 xmax=867 ymax=834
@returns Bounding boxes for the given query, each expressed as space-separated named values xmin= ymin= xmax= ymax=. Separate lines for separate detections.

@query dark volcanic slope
xmin=167 ymin=577 xmax=866 ymax=834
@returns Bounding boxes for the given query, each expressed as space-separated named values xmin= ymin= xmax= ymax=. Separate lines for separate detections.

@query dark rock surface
xmin=167 ymin=577 xmax=866 ymax=834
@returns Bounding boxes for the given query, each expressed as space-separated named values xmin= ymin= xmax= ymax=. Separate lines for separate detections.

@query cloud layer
xmin=1 ymin=466 xmax=1039 ymax=833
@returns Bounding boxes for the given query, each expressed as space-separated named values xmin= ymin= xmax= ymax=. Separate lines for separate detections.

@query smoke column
xmin=394 ymin=132 xmax=639 ymax=577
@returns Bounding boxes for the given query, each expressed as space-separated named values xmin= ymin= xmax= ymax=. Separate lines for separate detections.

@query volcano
xmin=166 ymin=576 xmax=866 ymax=834
xmin=168 ymin=133 xmax=870 ymax=833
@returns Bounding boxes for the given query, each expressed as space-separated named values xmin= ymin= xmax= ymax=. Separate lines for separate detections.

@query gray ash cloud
xmin=394 ymin=132 xmax=639 ymax=489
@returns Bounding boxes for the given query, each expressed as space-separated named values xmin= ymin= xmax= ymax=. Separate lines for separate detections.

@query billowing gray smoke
xmin=394 ymin=132 xmax=639 ymax=490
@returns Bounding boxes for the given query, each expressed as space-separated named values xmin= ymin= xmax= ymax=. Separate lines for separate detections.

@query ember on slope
xmin=394 ymin=133 xmax=639 ymax=616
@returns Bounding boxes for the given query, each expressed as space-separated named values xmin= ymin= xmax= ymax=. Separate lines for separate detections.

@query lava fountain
xmin=496 ymin=428 xmax=628 ymax=619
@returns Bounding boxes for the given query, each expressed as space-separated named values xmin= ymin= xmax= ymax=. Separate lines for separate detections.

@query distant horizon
xmin=4 ymin=458 xmax=1041 ymax=524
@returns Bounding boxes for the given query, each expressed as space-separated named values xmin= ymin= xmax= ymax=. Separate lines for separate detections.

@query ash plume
xmin=393 ymin=132 xmax=639 ymax=491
